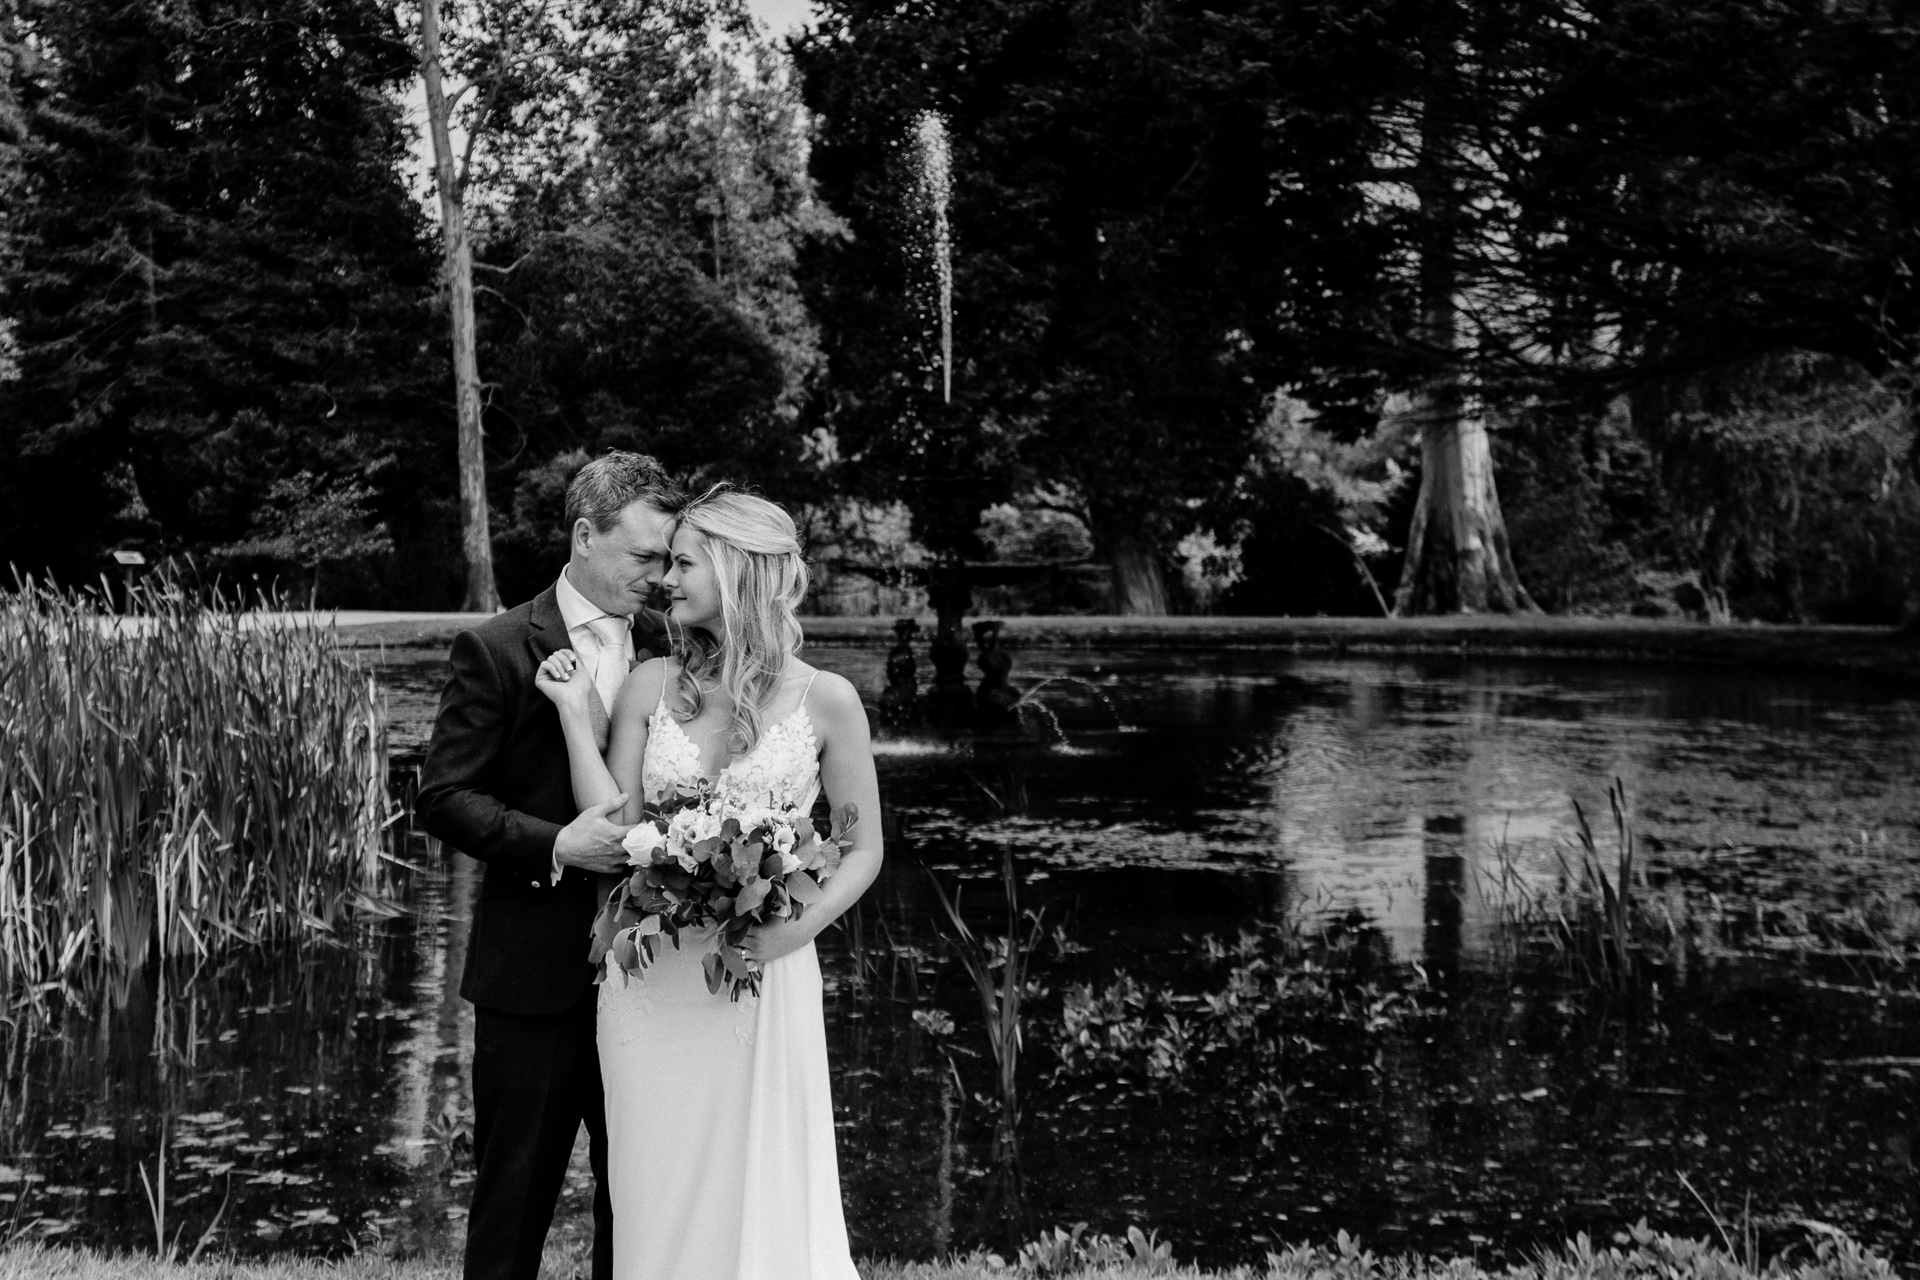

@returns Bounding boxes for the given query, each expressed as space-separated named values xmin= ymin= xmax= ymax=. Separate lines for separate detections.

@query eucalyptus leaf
xmin=787 ymin=870 xmax=824 ymax=906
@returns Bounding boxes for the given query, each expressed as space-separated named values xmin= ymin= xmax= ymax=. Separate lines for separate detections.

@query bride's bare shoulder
xmin=615 ymin=657 xmax=673 ymax=719
xmin=800 ymin=668 xmax=868 ymax=737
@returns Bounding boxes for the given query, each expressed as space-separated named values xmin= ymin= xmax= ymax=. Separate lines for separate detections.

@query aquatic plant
xmin=134 ymin=1121 xmax=229 ymax=1263
xmin=927 ymin=832 xmax=1046 ymax=1144
xmin=1480 ymin=781 xmax=1672 ymax=991
xmin=0 ymin=574 xmax=392 ymax=1006
xmin=1049 ymin=919 xmax=1434 ymax=1147
xmin=1563 ymin=779 xmax=1641 ymax=985
xmin=1056 ymin=974 xmax=1194 ymax=1083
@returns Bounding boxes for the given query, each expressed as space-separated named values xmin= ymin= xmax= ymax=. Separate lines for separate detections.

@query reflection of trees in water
xmin=1249 ymin=670 xmax=1666 ymax=969
xmin=383 ymin=842 xmax=479 ymax=1247
xmin=0 ymin=845 xmax=473 ymax=1254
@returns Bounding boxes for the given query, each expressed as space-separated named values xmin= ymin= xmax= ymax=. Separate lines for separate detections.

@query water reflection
xmin=4 ymin=649 xmax=1916 ymax=1265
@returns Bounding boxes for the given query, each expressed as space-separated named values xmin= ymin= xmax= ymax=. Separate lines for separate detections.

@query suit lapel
xmin=529 ymin=581 xmax=668 ymax=671
xmin=526 ymin=584 xmax=566 ymax=668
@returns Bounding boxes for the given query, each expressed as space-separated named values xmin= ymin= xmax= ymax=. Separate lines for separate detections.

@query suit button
xmin=530 ymin=880 xmax=541 ymax=888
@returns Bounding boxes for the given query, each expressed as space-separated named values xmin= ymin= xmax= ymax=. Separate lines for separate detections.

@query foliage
xmin=1502 ymin=0 xmax=1920 ymax=382
xmin=1480 ymin=789 xmax=1920 ymax=997
xmin=592 ymin=781 xmax=855 ymax=999
xmin=796 ymin=0 xmax=1380 ymax=608
xmin=6 ymin=0 xmax=1920 ymax=617
xmin=1 ymin=1224 xmax=1901 ymax=1280
xmin=977 ymin=506 xmax=1093 ymax=565
xmin=1218 ymin=396 xmax=1416 ymax=617
xmin=1048 ymin=918 xmax=1436 ymax=1138
xmin=470 ymin=3 xmax=844 ymax=532
xmin=797 ymin=0 xmax=1920 ymax=621
xmin=928 ymin=838 xmax=1046 ymax=1138
xmin=1490 ymin=356 xmax=1920 ymax=622
xmin=1018 ymin=1223 xmax=1177 ymax=1276
xmin=212 ymin=470 xmax=396 ymax=605
xmin=0 ymin=0 xmax=439 ymax=588
xmin=0 ymin=574 xmax=391 ymax=1007
xmin=0 ymin=0 xmax=23 ymax=300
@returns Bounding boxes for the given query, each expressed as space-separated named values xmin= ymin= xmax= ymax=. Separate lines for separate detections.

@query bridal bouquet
xmin=587 ymin=781 xmax=857 ymax=1000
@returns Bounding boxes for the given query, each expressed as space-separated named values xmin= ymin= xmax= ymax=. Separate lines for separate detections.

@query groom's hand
xmin=554 ymin=793 xmax=634 ymax=875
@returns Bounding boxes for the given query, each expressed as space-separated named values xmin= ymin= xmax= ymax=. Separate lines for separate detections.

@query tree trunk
xmin=420 ymin=0 xmax=501 ymax=613
xmin=1106 ymin=532 xmax=1169 ymax=616
xmin=1393 ymin=410 xmax=1536 ymax=614
xmin=1391 ymin=14 xmax=1534 ymax=617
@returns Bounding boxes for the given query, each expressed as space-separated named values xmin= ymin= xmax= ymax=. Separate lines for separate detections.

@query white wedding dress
xmin=597 ymin=684 xmax=860 ymax=1280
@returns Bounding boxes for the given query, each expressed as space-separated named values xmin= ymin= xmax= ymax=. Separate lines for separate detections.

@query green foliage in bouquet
xmin=586 ymin=782 xmax=858 ymax=1000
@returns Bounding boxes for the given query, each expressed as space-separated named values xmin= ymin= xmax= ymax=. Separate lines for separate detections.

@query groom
xmin=419 ymin=451 xmax=685 ymax=1280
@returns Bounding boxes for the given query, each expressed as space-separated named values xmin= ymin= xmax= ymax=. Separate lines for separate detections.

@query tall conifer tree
xmin=2 ymin=0 xmax=436 ymax=583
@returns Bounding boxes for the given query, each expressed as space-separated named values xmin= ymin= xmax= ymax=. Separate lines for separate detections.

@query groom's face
xmin=570 ymin=500 xmax=676 ymax=617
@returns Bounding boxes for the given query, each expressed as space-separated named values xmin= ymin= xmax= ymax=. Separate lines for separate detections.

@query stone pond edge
xmin=326 ymin=613 xmax=1920 ymax=688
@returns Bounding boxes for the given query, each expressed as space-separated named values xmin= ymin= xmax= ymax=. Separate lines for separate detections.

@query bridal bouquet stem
xmin=587 ymin=782 xmax=857 ymax=999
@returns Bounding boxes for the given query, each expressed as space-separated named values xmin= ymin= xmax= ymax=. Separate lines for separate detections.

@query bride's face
xmin=663 ymin=527 xmax=723 ymax=631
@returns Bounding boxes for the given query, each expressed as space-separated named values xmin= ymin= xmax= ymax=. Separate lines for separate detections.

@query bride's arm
xmin=600 ymin=659 xmax=665 ymax=824
xmin=742 ymin=671 xmax=883 ymax=965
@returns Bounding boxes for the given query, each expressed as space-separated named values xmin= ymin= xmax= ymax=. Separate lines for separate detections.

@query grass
xmin=0 ymin=574 xmax=392 ymax=1007
xmin=1 ymin=1222 xmax=1901 ymax=1280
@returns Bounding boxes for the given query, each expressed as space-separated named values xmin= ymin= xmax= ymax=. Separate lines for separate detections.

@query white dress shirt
xmin=550 ymin=568 xmax=635 ymax=884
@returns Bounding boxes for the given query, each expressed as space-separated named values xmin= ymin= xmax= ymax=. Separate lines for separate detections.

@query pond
xmin=4 ymin=645 xmax=1918 ymax=1268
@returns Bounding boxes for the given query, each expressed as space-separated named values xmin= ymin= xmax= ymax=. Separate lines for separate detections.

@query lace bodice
xmin=641 ymin=697 xmax=822 ymax=811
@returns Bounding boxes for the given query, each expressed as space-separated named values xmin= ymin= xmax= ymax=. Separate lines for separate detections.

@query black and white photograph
xmin=1 ymin=1 xmax=1918 ymax=1279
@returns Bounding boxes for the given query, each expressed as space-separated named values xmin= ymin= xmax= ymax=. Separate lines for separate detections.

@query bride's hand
xmin=741 ymin=917 xmax=814 ymax=967
xmin=534 ymin=649 xmax=595 ymax=716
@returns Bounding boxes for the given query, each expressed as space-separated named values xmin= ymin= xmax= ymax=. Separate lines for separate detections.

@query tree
xmin=0 ymin=0 xmax=24 ymax=397
xmin=1380 ymin=0 xmax=1535 ymax=614
xmin=1493 ymin=0 xmax=1920 ymax=622
xmin=1503 ymin=0 xmax=1920 ymax=383
xmin=417 ymin=0 xmax=584 ymax=612
xmin=2 ymin=0 xmax=436 ymax=585
xmin=0 ymin=0 xmax=22 ymax=278
xmin=798 ymin=0 xmax=1326 ymax=613
xmin=417 ymin=0 xmax=838 ymax=607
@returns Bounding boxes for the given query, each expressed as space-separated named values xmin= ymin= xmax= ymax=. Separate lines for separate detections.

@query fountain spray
xmin=912 ymin=111 xmax=953 ymax=403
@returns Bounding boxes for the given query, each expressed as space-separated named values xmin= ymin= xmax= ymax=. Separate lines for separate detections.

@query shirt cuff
xmin=551 ymin=850 xmax=565 ymax=886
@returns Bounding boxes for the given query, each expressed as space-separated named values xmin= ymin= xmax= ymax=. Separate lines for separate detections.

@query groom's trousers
xmin=465 ymin=984 xmax=614 ymax=1280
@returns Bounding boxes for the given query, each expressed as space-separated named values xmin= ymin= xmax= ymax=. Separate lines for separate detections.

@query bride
xmin=533 ymin=484 xmax=881 ymax=1280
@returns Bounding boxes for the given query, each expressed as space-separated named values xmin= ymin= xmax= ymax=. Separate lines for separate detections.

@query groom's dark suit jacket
xmin=418 ymin=584 xmax=670 ymax=1016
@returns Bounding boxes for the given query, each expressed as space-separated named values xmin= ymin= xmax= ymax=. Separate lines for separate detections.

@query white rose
xmin=771 ymin=824 xmax=796 ymax=855
xmin=623 ymin=821 xmax=667 ymax=865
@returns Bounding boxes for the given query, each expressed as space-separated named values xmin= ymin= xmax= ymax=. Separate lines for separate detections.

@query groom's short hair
xmin=566 ymin=451 xmax=686 ymax=533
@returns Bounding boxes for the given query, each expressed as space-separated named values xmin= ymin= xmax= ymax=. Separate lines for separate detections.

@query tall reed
xmin=0 ymin=574 xmax=390 ymax=1006
xmin=1479 ymin=779 xmax=1665 ymax=990
xmin=1563 ymin=779 xmax=1639 ymax=985
xmin=928 ymin=774 xmax=1046 ymax=1150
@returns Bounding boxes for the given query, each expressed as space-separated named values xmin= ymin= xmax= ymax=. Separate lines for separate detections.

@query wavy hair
xmin=667 ymin=484 xmax=810 ymax=756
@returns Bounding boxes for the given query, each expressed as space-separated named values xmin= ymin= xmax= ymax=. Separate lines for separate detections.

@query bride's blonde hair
xmin=668 ymin=484 xmax=810 ymax=755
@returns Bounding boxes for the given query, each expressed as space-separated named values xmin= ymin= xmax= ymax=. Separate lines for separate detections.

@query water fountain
xmin=912 ymin=111 xmax=954 ymax=406
xmin=883 ymin=112 xmax=1090 ymax=730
